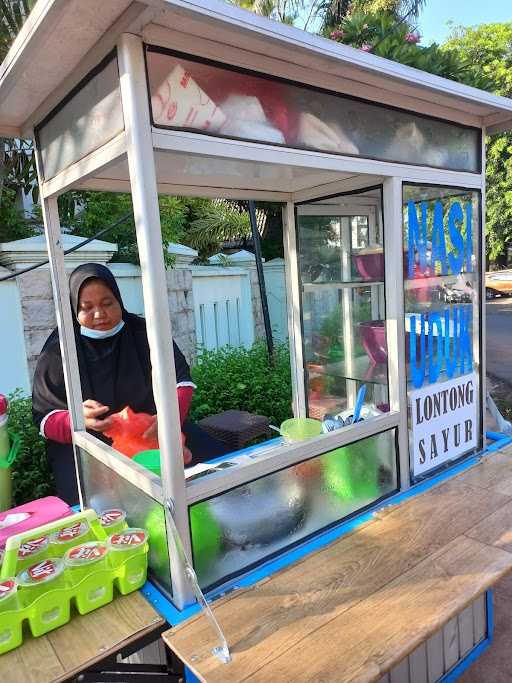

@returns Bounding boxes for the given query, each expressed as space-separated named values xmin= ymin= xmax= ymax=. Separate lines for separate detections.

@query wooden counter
xmin=1 ymin=591 xmax=164 ymax=683
xmin=163 ymin=445 xmax=512 ymax=682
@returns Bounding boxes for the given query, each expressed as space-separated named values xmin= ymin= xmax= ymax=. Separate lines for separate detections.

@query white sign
xmin=410 ymin=372 xmax=478 ymax=476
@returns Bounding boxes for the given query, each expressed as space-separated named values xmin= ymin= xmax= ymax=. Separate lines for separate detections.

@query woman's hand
xmin=143 ymin=418 xmax=192 ymax=465
xmin=83 ymin=399 xmax=112 ymax=432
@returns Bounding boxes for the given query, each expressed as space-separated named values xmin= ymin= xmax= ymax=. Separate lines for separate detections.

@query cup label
xmin=28 ymin=559 xmax=57 ymax=581
xmin=100 ymin=510 xmax=124 ymax=526
xmin=19 ymin=536 xmax=48 ymax=558
xmin=110 ymin=531 xmax=145 ymax=547
xmin=57 ymin=522 xmax=86 ymax=542
xmin=68 ymin=544 xmax=107 ymax=562
xmin=0 ymin=580 xmax=15 ymax=599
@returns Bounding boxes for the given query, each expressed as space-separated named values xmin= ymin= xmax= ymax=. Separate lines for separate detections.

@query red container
xmin=359 ymin=320 xmax=388 ymax=364
xmin=352 ymin=250 xmax=384 ymax=281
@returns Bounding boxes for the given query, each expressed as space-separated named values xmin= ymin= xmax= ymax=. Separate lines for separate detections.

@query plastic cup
xmin=0 ymin=578 xmax=22 ymax=655
xmin=17 ymin=557 xmax=70 ymax=637
xmin=17 ymin=535 xmax=49 ymax=573
xmin=280 ymin=418 xmax=322 ymax=443
xmin=99 ymin=509 xmax=127 ymax=536
xmin=107 ymin=528 xmax=148 ymax=594
xmin=64 ymin=542 xmax=113 ymax=615
xmin=49 ymin=521 xmax=92 ymax=557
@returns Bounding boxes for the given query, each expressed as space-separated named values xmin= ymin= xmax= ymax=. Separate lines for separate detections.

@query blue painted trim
xmin=439 ymin=590 xmax=493 ymax=683
xmin=184 ymin=667 xmax=201 ymax=682
xmin=144 ymin=435 xmax=510 ymax=624
xmin=140 ymin=581 xmax=200 ymax=625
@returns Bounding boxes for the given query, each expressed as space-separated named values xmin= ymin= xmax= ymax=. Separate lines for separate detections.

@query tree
xmin=444 ymin=24 xmax=512 ymax=265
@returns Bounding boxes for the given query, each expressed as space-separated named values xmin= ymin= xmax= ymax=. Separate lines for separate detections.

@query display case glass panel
xmin=37 ymin=55 xmax=124 ymax=180
xmin=146 ymin=47 xmax=480 ymax=173
xmin=190 ymin=428 xmax=398 ymax=589
xmin=403 ymin=185 xmax=481 ymax=479
xmin=297 ymin=189 xmax=390 ymax=424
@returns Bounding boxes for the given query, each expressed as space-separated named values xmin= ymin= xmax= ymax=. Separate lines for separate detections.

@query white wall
xmin=0 ymin=267 xmax=30 ymax=395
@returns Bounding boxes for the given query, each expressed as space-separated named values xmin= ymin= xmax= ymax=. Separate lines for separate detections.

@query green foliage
xmin=444 ymin=23 xmax=512 ymax=265
xmin=0 ymin=186 xmax=38 ymax=242
xmin=65 ymin=191 xmax=187 ymax=265
xmin=189 ymin=342 xmax=293 ymax=426
xmin=328 ymin=12 xmax=490 ymax=89
xmin=7 ymin=390 xmax=55 ymax=505
xmin=186 ymin=201 xmax=251 ymax=259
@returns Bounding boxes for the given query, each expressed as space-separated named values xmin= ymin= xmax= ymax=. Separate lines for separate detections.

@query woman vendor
xmin=33 ymin=263 xmax=227 ymax=505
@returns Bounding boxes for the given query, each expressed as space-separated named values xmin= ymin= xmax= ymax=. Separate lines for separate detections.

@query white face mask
xmin=80 ymin=320 xmax=125 ymax=340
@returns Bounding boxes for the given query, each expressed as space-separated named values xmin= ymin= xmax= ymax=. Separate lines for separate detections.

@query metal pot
xmin=209 ymin=473 xmax=308 ymax=547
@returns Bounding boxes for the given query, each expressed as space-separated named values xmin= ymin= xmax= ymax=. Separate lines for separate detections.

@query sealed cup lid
xmin=99 ymin=509 xmax=126 ymax=528
xmin=51 ymin=521 xmax=89 ymax=544
xmin=108 ymin=528 xmax=147 ymax=550
xmin=18 ymin=536 xmax=49 ymax=559
xmin=18 ymin=558 xmax=64 ymax=586
xmin=0 ymin=579 xmax=16 ymax=601
xmin=65 ymin=541 xmax=108 ymax=567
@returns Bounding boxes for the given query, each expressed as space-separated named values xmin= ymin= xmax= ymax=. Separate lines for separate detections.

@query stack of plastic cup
xmin=64 ymin=541 xmax=113 ymax=614
xmin=0 ymin=577 xmax=22 ymax=654
xmin=49 ymin=520 xmax=93 ymax=557
xmin=99 ymin=509 xmax=127 ymax=536
xmin=17 ymin=557 xmax=70 ymax=637
xmin=17 ymin=536 xmax=49 ymax=573
xmin=107 ymin=528 xmax=148 ymax=594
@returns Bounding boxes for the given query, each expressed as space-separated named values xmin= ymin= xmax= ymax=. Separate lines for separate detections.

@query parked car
xmin=485 ymin=271 xmax=512 ymax=299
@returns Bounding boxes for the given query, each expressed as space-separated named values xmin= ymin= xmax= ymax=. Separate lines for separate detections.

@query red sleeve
xmin=42 ymin=410 xmax=72 ymax=444
xmin=177 ymin=386 xmax=194 ymax=426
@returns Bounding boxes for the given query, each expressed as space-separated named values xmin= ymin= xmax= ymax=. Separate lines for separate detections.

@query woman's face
xmin=77 ymin=279 xmax=122 ymax=331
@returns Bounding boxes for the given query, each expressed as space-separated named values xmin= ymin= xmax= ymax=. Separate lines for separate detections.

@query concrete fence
xmin=0 ymin=236 xmax=287 ymax=396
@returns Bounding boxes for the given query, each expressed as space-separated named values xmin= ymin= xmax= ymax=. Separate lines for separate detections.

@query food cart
xmin=3 ymin=0 xmax=512 ymax=680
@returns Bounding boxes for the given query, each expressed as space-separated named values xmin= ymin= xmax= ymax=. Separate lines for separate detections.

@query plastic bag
xmin=104 ymin=406 xmax=158 ymax=458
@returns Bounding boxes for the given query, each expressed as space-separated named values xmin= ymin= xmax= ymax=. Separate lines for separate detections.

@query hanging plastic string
xmin=0 ymin=212 xmax=133 ymax=283
xmin=164 ymin=498 xmax=231 ymax=665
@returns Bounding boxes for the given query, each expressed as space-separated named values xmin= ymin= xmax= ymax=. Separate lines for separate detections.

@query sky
xmin=418 ymin=0 xmax=512 ymax=45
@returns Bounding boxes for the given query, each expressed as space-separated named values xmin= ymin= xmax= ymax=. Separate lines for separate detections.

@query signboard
xmin=410 ymin=372 xmax=477 ymax=476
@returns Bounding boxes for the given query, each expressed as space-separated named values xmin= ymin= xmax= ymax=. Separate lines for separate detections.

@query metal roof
xmin=1 ymin=0 xmax=512 ymax=139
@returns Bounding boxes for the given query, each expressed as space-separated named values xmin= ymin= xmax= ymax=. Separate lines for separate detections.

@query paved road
xmin=486 ymin=298 xmax=512 ymax=383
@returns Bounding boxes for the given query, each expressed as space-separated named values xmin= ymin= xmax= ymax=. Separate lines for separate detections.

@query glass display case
xmin=297 ymin=189 xmax=389 ymax=423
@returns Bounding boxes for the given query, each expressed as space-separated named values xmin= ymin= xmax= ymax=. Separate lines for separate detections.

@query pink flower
xmin=404 ymin=32 xmax=420 ymax=44
xmin=360 ymin=43 xmax=372 ymax=52
xmin=330 ymin=29 xmax=344 ymax=40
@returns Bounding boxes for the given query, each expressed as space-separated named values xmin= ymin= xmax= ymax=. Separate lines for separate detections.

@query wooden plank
xmin=167 ymin=477 xmax=508 ymax=682
xmin=408 ymin=643 xmax=427 ymax=683
xmin=465 ymin=499 xmax=512 ymax=553
xmin=454 ymin=448 xmax=512 ymax=497
xmin=443 ymin=618 xmax=459 ymax=672
xmin=47 ymin=592 xmax=164 ymax=680
xmin=426 ymin=631 xmax=444 ymax=683
xmin=164 ymin=535 xmax=512 ymax=683
xmin=458 ymin=605 xmax=474 ymax=657
xmin=0 ymin=633 xmax=65 ymax=683
xmin=472 ymin=594 xmax=487 ymax=644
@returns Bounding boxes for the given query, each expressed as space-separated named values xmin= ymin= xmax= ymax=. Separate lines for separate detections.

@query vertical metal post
xmin=37 ymin=185 xmax=86 ymax=507
xmin=383 ymin=177 xmax=410 ymax=490
xmin=340 ymin=217 xmax=357 ymax=406
xmin=479 ymin=129 xmax=487 ymax=444
xmin=117 ymin=32 xmax=193 ymax=608
xmin=248 ymin=200 xmax=273 ymax=361
xmin=282 ymin=202 xmax=306 ymax=417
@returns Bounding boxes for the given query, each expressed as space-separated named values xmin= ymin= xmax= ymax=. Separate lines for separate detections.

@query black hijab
xmin=32 ymin=263 xmax=192 ymax=431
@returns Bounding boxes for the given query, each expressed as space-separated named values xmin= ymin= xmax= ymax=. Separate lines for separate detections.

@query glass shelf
xmin=306 ymin=355 xmax=388 ymax=386
xmin=303 ymin=281 xmax=384 ymax=291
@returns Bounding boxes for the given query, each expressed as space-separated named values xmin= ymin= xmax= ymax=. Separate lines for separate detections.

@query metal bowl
xmin=209 ymin=473 xmax=308 ymax=547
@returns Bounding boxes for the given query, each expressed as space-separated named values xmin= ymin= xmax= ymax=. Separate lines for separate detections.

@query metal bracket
xmin=164 ymin=498 xmax=231 ymax=664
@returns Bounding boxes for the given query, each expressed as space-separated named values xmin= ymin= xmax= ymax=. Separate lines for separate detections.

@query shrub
xmin=189 ymin=342 xmax=293 ymax=427
xmin=7 ymin=390 xmax=55 ymax=505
